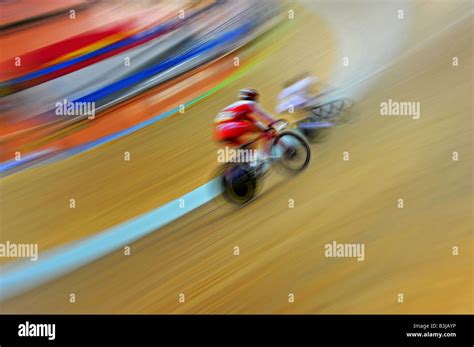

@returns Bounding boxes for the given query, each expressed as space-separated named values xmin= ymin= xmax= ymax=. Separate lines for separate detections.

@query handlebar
xmin=267 ymin=119 xmax=289 ymax=132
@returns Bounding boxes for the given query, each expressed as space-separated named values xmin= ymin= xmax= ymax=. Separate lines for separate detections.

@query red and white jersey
xmin=215 ymin=100 xmax=275 ymax=129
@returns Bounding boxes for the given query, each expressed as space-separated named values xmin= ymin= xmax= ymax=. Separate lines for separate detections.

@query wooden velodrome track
xmin=1 ymin=1 xmax=472 ymax=313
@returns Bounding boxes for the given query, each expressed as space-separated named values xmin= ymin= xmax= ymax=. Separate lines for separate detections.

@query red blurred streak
xmin=0 ymin=2 xmax=181 ymax=61
xmin=0 ymin=19 xmax=141 ymax=81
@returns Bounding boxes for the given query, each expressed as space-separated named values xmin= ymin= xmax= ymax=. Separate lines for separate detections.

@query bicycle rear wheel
xmin=220 ymin=163 xmax=258 ymax=205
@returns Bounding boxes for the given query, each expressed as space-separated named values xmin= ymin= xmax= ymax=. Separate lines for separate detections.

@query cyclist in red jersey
xmin=214 ymin=88 xmax=278 ymax=171
xmin=214 ymin=88 xmax=276 ymax=145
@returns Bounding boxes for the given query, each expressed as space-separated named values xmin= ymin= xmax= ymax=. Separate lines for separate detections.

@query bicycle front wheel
xmin=271 ymin=130 xmax=311 ymax=173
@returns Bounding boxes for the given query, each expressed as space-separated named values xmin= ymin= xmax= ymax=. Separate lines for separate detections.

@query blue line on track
xmin=0 ymin=178 xmax=220 ymax=301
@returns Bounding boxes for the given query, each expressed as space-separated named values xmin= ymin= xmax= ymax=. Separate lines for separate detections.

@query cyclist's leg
xmin=215 ymin=122 xmax=258 ymax=164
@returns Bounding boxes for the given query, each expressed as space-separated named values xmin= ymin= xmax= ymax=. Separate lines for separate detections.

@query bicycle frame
xmin=240 ymin=120 xmax=289 ymax=162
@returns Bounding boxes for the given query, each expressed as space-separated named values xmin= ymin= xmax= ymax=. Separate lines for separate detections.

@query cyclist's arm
xmin=252 ymin=103 xmax=276 ymax=125
xmin=244 ymin=112 xmax=267 ymax=131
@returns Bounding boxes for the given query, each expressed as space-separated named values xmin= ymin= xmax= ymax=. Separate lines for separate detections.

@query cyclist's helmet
xmin=238 ymin=88 xmax=259 ymax=101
